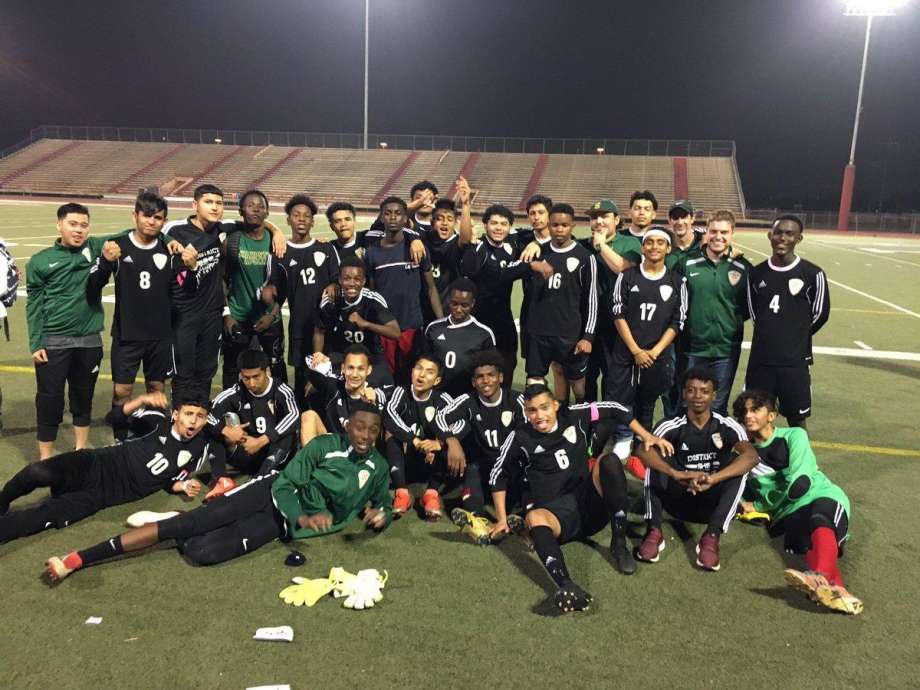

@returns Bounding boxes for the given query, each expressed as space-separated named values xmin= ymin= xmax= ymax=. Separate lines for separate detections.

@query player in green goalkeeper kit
xmin=46 ymin=401 xmax=392 ymax=581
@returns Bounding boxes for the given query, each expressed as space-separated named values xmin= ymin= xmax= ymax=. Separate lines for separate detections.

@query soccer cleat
xmin=554 ymin=580 xmax=593 ymax=613
xmin=624 ymin=455 xmax=647 ymax=481
xmin=783 ymin=568 xmax=831 ymax=597
xmin=736 ymin=509 xmax=771 ymax=527
xmin=450 ymin=508 xmax=492 ymax=546
xmin=814 ymin=584 xmax=864 ymax=616
xmin=46 ymin=554 xmax=78 ymax=584
xmin=695 ymin=533 xmax=721 ymax=571
xmin=125 ymin=510 xmax=180 ymax=528
xmin=420 ymin=489 xmax=442 ymax=520
xmin=506 ymin=514 xmax=526 ymax=535
xmin=611 ymin=520 xmax=637 ymax=575
xmin=392 ymin=488 xmax=412 ymax=516
xmin=204 ymin=476 xmax=237 ymax=502
xmin=636 ymin=527 xmax=665 ymax=563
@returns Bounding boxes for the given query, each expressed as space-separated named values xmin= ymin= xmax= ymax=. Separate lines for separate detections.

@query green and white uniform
xmin=226 ymin=230 xmax=277 ymax=325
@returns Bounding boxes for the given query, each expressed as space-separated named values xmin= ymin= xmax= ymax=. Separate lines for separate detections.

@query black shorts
xmin=111 ymin=338 xmax=171 ymax=384
xmin=526 ymin=335 xmax=589 ymax=381
xmin=770 ymin=497 xmax=849 ymax=555
xmin=535 ymin=480 xmax=608 ymax=544
xmin=605 ymin=356 xmax=674 ymax=406
xmin=745 ymin=362 xmax=812 ymax=421
xmin=486 ymin=319 xmax=518 ymax=354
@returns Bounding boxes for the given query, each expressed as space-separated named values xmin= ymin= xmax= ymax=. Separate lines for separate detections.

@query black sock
xmin=386 ymin=437 xmax=407 ymax=489
xmin=598 ymin=456 xmax=628 ymax=532
xmin=530 ymin=525 xmax=571 ymax=588
xmin=78 ymin=535 xmax=125 ymax=567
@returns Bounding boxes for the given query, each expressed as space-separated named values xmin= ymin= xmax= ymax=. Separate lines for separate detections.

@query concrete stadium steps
xmin=467 ymin=152 xmax=541 ymax=208
xmin=0 ymin=139 xmax=78 ymax=186
xmin=687 ymin=157 xmax=744 ymax=214
xmin=115 ymin=144 xmax=242 ymax=194
xmin=382 ymin=151 xmax=471 ymax=202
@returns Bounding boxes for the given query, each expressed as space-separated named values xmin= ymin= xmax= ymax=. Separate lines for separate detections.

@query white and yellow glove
xmin=278 ymin=576 xmax=334 ymax=607
xmin=330 ymin=567 xmax=388 ymax=610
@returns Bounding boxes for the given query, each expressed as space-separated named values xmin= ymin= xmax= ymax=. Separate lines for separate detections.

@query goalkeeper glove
xmin=334 ymin=568 xmax=388 ymax=610
xmin=278 ymin=576 xmax=334 ymax=607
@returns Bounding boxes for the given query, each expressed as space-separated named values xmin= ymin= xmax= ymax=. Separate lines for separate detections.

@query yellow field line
xmin=812 ymin=440 xmax=920 ymax=458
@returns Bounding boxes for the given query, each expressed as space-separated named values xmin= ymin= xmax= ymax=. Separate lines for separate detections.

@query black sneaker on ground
xmin=611 ymin=535 xmax=637 ymax=575
xmin=554 ymin=580 xmax=593 ymax=613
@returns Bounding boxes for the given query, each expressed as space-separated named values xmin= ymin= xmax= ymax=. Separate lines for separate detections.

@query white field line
xmin=853 ymin=341 xmax=872 ymax=350
xmin=808 ymin=238 xmax=920 ymax=269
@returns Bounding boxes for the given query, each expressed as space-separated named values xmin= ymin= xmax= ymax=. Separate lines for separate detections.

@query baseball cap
xmin=668 ymin=200 xmax=695 ymax=217
xmin=586 ymin=198 xmax=620 ymax=216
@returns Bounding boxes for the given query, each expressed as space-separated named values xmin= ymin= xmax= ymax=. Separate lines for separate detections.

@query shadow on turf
xmin=750 ymin=585 xmax=824 ymax=613
xmin=842 ymin=356 xmax=920 ymax=381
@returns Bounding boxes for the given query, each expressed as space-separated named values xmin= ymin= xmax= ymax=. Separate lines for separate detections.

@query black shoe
xmin=554 ymin=580 xmax=593 ymax=613
xmin=611 ymin=535 xmax=637 ymax=575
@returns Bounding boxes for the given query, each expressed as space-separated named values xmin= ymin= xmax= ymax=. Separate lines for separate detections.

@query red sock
xmin=806 ymin=527 xmax=842 ymax=586
xmin=62 ymin=551 xmax=83 ymax=570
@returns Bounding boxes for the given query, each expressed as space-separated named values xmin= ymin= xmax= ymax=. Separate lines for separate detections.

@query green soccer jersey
xmin=227 ymin=230 xmax=276 ymax=324
xmin=746 ymin=427 xmax=850 ymax=525
xmin=675 ymin=247 xmax=752 ymax=358
xmin=271 ymin=433 xmax=393 ymax=539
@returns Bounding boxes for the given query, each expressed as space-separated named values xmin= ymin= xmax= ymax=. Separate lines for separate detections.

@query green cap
xmin=668 ymin=199 xmax=695 ymax=217
xmin=586 ymin=198 xmax=620 ymax=216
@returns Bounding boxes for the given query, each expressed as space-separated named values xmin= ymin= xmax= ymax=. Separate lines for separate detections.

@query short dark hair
xmin=325 ymin=201 xmax=355 ymax=222
xmin=410 ymin=180 xmax=438 ymax=198
xmin=629 ymin=190 xmax=658 ymax=210
xmin=482 ymin=204 xmax=514 ymax=226
xmin=414 ymin=353 xmax=442 ymax=375
xmin=134 ymin=191 xmax=168 ymax=216
xmin=285 ymin=194 xmax=317 ymax=216
xmin=379 ymin=196 xmax=408 ymax=214
xmin=349 ymin=399 xmax=382 ymax=419
xmin=237 ymin=349 xmax=270 ymax=371
xmin=470 ymin=349 xmax=505 ymax=375
xmin=525 ymin=194 xmax=553 ymax=213
xmin=194 ymin=184 xmax=223 ymax=200
xmin=239 ymin=189 xmax=269 ymax=211
xmin=433 ymin=198 xmax=457 ymax=216
xmin=172 ymin=394 xmax=211 ymax=412
xmin=446 ymin=277 xmax=477 ymax=299
xmin=57 ymin=202 xmax=89 ymax=220
xmin=338 ymin=256 xmax=366 ymax=274
xmin=549 ymin=203 xmax=575 ymax=219
xmin=732 ymin=389 xmax=778 ymax=421
xmin=343 ymin=343 xmax=371 ymax=361
xmin=772 ymin=214 xmax=804 ymax=234
xmin=523 ymin=383 xmax=554 ymax=402
xmin=681 ymin=366 xmax=719 ymax=391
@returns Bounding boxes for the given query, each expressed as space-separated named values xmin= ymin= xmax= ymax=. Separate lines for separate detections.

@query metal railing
xmin=3 ymin=125 xmax=737 ymax=159
xmin=746 ymin=209 xmax=920 ymax=234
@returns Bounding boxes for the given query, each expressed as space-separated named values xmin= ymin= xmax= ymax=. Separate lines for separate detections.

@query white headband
xmin=642 ymin=227 xmax=671 ymax=245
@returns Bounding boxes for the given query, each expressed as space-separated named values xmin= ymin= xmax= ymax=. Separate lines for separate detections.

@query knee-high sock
xmin=386 ymin=437 xmax=407 ymax=489
xmin=65 ymin=535 xmax=125 ymax=570
xmin=598 ymin=456 xmax=628 ymax=527
xmin=530 ymin=525 xmax=571 ymax=588
xmin=805 ymin=526 xmax=843 ymax=587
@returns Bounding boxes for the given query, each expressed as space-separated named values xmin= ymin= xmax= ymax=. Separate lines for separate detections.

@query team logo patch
xmin=727 ymin=270 xmax=741 ymax=287
xmin=425 ymin=406 xmax=436 ymax=422
xmin=502 ymin=243 xmax=513 ymax=256
xmin=314 ymin=251 xmax=326 ymax=266
xmin=563 ymin=426 xmax=577 ymax=444
xmin=566 ymin=257 xmax=580 ymax=273
xmin=788 ymin=278 xmax=804 ymax=296
xmin=177 ymin=450 xmax=192 ymax=468
xmin=153 ymin=253 xmax=167 ymax=270
xmin=659 ymin=285 xmax=673 ymax=301
xmin=82 ymin=247 xmax=92 ymax=262
xmin=501 ymin=411 xmax=513 ymax=427
xmin=219 ymin=232 xmax=227 ymax=244
xmin=357 ymin=469 xmax=370 ymax=489
xmin=355 ymin=247 xmax=365 ymax=259
xmin=711 ymin=432 xmax=723 ymax=449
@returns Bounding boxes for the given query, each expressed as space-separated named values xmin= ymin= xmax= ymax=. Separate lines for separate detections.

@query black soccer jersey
xmin=425 ymin=233 xmax=463 ymax=297
xmin=747 ymin=256 xmax=830 ymax=366
xmin=164 ymin=218 xmax=237 ymax=314
xmin=207 ymin=378 xmax=300 ymax=444
xmin=489 ymin=401 xmax=633 ymax=504
xmin=103 ymin=405 xmax=211 ymax=498
xmin=319 ymin=288 xmax=395 ymax=356
xmin=652 ymin=412 xmax=747 ymax=472
xmin=423 ymin=316 xmax=496 ymax=396
xmin=330 ymin=228 xmax=419 ymax=266
xmin=524 ymin=241 xmax=598 ymax=342
xmin=324 ymin=384 xmax=389 ymax=434
xmin=460 ymin=236 xmax=526 ymax=328
xmin=610 ymin=264 xmax=688 ymax=363
xmin=266 ymin=239 xmax=339 ymax=343
xmin=435 ymin=388 xmax=525 ymax=465
xmin=384 ymin=385 xmax=454 ymax=443
xmin=87 ymin=233 xmax=179 ymax=341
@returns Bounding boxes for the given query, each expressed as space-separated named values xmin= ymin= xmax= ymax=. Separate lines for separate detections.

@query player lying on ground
xmin=489 ymin=384 xmax=673 ymax=612
xmin=0 ymin=392 xmax=210 ymax=544
xmin=46 ymin=402 xmax=391 ymax=581
xmin=733 ymin=390 xmax=863 ymax=615
xmin=634 ymin=367 xmax=759 ymax=571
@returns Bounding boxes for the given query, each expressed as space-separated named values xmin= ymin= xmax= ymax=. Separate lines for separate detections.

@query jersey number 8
xmin=139 ymin=271 xmax=151 ymax=290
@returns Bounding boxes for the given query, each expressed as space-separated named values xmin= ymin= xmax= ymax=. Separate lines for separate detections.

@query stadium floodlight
xmin=213 ymin=138 xmax=222 ymax=144
xmin=596 ymin=147 xmax=605 ymax=154
xmin=837 ymin=0 xmax=907 ymax=230
xmin=379 ymin=142 xmax=388 ymax=149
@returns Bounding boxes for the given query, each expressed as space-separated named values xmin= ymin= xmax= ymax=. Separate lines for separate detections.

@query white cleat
xmin=125 ymin=510 xmax=180 ymax=528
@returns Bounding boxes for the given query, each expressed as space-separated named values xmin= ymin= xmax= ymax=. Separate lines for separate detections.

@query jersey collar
xmin=767 ymin=256 xmax=801 ymax=272
xmin=287 ymin=239 xmax=316 ymax=249
xmin=478 ymin=389 xmax=504 ymax=407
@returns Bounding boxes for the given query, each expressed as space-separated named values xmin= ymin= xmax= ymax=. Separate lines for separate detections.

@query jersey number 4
xmin=768 ymin=294 xmax=780 ymax=313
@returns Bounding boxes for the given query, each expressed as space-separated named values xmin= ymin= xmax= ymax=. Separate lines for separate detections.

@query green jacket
xmin=747 ymin=427 xmax=850 ymax=526
xmin=271 ymin=433 xmax=392 ymax=539
xmin=26 ymin=237 xmax=110 ymax=352
xmin=675 ymin=248 xmax=751 ymax=357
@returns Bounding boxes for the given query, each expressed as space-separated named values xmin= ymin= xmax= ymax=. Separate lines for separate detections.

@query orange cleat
xmin=392 ymin=488 xmax=412 ymax=516
xmin=420 ymin=489 xmax=442 ymax=521
xmin=204 ymin=476 xmax=237 ymax=502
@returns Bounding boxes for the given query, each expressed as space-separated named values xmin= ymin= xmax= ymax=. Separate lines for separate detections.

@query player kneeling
xmin=489 ymin=384 xmax=672 ymax=613
xmin=734 ymin=390 xmax=863 ymax=615
xmin=46 ymin=402 xmax=391 ymax=582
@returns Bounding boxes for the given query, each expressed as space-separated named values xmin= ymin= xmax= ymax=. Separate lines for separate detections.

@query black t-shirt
xmin=610 ymin=264 xmax=687 ymax=364
xmin=365 ymin=236 xmax=433 ymax=331
xmin=267 ymin=240 xmax=339 ymax=343
xmin=652 ymin=412 xmax=747 ymax=472
xmin=164 ymin=217 xmax=236 ymax=315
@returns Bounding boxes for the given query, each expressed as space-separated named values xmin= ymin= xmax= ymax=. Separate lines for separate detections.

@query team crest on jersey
xmin=501 ymin=411 xmax=513 ymax=427
xmin=177 ymin=450 xmax=192 ymax=468
xmin=357 ymin=469 xmax=370 ymax=489
xmin=152 ymin=253 xmax=167 ymax=270
xmin=788 ymin=278 xmax=804 ymax=296
xmin=314 ymin=251 xmax=326 ymax=266
xmin=355 ymin=247 xmax=366 ymax=259
xmin=563 ymin=426 xmax=577 ymax=444
xmin=566 ymin=257 xmax=580 ymax=273
xmin=502 ymin=243 xmax=513 ymax=256
xmin=727 ymin=270 xmax=741 ymax=287
xmin=82 ymin=247 xmax=92 ymax=262
xmin=268 ymin=401 xmax=276 ymax=416
xmin=425 ymin=406 xmax=436 ymax=422
xmin=659 ymin=285 xmax=673 ymax=301
xmin=219 ymin=232 xmax=227 ymax=244
xmin=711 ymin=432 xmax=723 ymax=449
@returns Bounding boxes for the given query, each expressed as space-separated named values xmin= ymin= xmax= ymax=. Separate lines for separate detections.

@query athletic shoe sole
xmin=695 ymin=543 xmax=721 ymax=571
xmin=125 ymin=510 xmax=180 ymax=528
xmin=783 ymin=568 xmax=825 ymax=596
xmin=449 ymin=508 xmax=491 ymax=546
xmin=636 ymin=536 xmax=666 ymax=563
xmin=554 ymin=584 xmax=593 ymax=613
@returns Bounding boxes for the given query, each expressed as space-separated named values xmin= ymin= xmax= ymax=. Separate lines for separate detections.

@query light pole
xmin=363 ymin=0 xmax=369 ymax=149
xmin=837 ymin=0 xmax=905 ymax=231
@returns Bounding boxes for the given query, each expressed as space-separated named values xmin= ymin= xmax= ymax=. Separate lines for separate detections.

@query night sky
xmin=1 ymin=0 xmax=917 ymax=210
